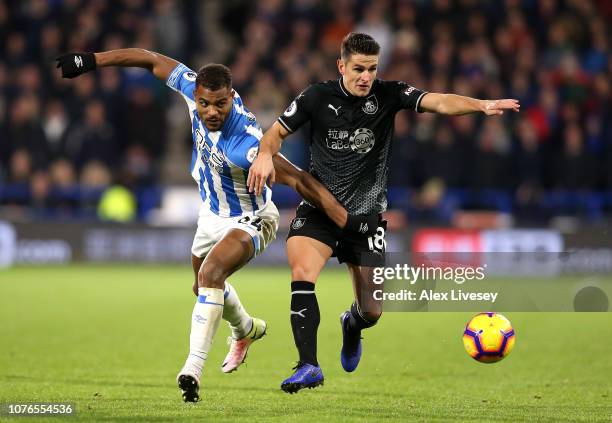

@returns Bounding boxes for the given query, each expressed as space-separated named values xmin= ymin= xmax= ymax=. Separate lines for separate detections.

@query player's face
xmin=338 ymin=54 xmax=379 ymax=97
xmin=193 ymin=85 xmax=234 ymax=131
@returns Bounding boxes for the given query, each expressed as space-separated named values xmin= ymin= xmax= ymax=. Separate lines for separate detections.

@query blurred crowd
xmin=0 ymin=0 xmax=611 ymax=221
xmin=0 ymin=0 xmax=202 ymax=218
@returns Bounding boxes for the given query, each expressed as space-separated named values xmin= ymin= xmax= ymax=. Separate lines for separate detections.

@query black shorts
xmin=287 ymin=203 xmax=387 ymax=267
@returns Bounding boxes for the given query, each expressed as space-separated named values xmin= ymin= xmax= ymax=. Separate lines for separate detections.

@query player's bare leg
xmin=191 ymin=255 xmax=264 ymax=373
xmin=340 ymin=264 xmax=382 ymax=372
xmin=178 ymin=229 xmax=255 ymax=402
xmin=348 ymin=264 xmax=383 ymax=322
xmin=191 ymin=255 xmax=202 ymax=296
xmin=280 ymin=236 xmax=332 ymax=393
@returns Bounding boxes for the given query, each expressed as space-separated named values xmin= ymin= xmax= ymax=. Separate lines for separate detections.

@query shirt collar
xmin=339 ymin=77 xmax=351 ymax=97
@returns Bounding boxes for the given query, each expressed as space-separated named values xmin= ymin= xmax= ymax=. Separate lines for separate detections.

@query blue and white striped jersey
xmin=166 ymin=63 xmax=270 ymax=217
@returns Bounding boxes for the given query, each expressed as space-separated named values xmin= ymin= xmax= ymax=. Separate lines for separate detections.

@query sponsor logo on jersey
xmin=195 ymin=129 xmax=205 ymax=152
xmin=207 ymin=148 xmax=225 ymax=172
xmin=291 ymin=218 xmax=306 ymax=230
xmin=185 ymin=71 xmax=197 ymax=82
xmin=283 ymin=101 xmax=297 ymax=117
xmin=349 ymin=128 xmax=375 ymax=154
xmin=325 ymin=129 xmax=351 ymax=150
xmin=362 ymin=95 xmax=378 ymax=114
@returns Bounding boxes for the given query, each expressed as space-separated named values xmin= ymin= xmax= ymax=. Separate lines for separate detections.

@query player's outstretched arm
xmin=247 ymin=122 xmax=288 ymax=196
xmin=273 ymin=154 xmax=378 ymax=236
xmin=419 ymin=93 xmax=520 ymax=116
xmin=56 ymin=49 xmax=179 ymax=81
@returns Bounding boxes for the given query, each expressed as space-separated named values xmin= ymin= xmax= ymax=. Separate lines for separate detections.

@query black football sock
xmin=290 ymin=281 xmax=319 ymax=366
xmin=347 ymin=301 xmax=377 ymax=335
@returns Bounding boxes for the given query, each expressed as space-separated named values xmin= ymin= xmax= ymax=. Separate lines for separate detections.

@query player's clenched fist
xmin=247 ymin=153 xmax=275 ymax=195
xmin=55 ymin=52 xmax=96 ymax=78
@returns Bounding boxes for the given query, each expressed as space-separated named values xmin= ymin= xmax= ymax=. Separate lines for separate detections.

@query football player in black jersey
xmin=248 ymin=32 xmax=520 ymax=393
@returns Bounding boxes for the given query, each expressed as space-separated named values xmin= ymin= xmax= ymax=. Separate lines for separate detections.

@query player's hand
xmin=247 ymin=152 xmax=275 ymax=195
xmin=55 ymin=52 xmax=96 ymax=78
xmin=482 ymin=99 xmax=520 ymax=116
xmin=344 ymin=214 xmax=379 ymax=237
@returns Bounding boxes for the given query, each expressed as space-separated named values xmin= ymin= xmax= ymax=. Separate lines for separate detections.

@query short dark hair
xmin=340 ymin=32 xmax=380 ymax=61
xmin=196 ymin=63 xmax=232 ymax=91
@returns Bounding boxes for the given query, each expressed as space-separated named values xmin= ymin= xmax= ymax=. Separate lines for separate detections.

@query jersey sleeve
xmin=277 ymin=84 xmax=319 ymax=133
xmin=393 ymin=81 xmax=428 ymax=112
xmin=166 ymin=63 xmax=197 ymax=103
xmin=228 ymin=130 xmax=261 ymax=170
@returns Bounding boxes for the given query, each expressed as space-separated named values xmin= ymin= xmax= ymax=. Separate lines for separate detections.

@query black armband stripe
xmin=277 ymin=117 xmax=294 ymax=133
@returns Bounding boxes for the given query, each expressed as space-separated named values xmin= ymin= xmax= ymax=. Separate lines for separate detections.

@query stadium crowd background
xmin=0 ymin=0 xmax=610 ymax=223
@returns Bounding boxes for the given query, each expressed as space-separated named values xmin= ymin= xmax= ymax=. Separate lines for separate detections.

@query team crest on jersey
xmin=284 ymin=101 xmax=297 ymax=117
xmin=291 ymin=218 xmax=306 ymax=230
xmin=362 ymin=95 xmax=378 ymax=114
xmin=350 ymin=128 xmax=375 ymax=154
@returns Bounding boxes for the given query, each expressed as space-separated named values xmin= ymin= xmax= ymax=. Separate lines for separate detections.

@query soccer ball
xmin=463 ymin=312 xmax=515 ymax=363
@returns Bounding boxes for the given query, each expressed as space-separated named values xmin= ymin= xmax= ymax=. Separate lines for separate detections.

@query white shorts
xmin=191 ymin=201 xmax=279 ymax=259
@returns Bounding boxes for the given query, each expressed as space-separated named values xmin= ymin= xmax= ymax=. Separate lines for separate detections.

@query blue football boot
xmin=340 ymin=311 xmax=362 ymax=372
xmin=280 ymin=362 xmax=324 ymax=394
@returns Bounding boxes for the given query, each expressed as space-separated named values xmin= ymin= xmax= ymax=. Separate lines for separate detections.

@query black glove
xmin=55 ymin=52 xmax=96 ymax=78
xmin=344 ymin=214 xmax=379 ymax=237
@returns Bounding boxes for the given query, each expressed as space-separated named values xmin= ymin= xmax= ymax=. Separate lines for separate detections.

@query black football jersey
xmin=278 ymin=78 xmax=427 ymax=214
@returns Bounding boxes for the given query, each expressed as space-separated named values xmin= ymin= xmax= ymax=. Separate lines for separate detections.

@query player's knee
xmin=192 ymin=281 xmax=198 ymax=296
xmin=291 ymin=263 xmax=318 ymax=282
xmin=197 ymin=261 xmax=226 ymax=289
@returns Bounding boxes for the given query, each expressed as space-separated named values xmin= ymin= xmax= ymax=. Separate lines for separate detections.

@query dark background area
xmin=0 ymin=0 xmax=610 ymax=224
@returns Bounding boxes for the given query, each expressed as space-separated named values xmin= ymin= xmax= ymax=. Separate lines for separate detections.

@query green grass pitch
xmin=1 ymin=265 xmax=611 ymax=422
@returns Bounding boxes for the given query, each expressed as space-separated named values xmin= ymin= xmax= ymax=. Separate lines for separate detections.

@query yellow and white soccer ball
xmin=463 ymin=312 xmax=515 ymax=363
